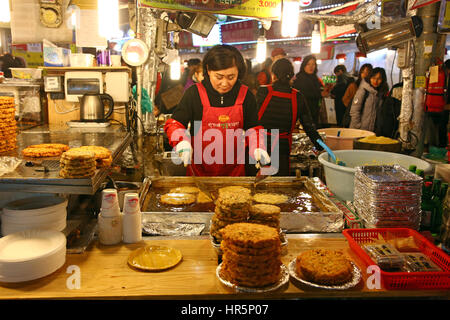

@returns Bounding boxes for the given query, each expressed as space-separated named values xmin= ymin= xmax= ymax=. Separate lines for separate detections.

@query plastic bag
xmin=0 ymin=157 xmax=22 ymax=176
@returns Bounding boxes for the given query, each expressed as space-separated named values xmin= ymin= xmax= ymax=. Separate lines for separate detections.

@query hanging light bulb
xmin=336 ymin=53 xmax=346 ymax=64
xmin=256 ymin=28 xmax=267 ymax=64
xmin=311 ymin=23 xmax=321 ymax=54
xmin=170 ymin=54 xmax=181 ymax=80
xmin=281 ymin=0 xmax=300 ymax=38
xmin=98 ymin=0 xmax=119 ymax=40
xmin=0 ymin=0 xmax=11 ymax=23
xmin=316 ymin=59 xmax=322 ymax=65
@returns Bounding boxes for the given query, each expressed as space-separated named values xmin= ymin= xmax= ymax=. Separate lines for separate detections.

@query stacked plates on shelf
xmin=0 ymin=229 xmax=66 ymax=283
xmin=1 ymin=196 xmax=68 ymax=236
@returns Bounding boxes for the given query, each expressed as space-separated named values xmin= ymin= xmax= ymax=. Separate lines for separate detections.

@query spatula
xmin=187 ymin=164 xmax=216 ymax=201
xmin=316 ymin=139 xmax=346 ymax=166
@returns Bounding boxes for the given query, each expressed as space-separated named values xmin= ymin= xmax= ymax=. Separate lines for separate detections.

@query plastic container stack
xmin=353 ymin=165 xmax=423 ymax=230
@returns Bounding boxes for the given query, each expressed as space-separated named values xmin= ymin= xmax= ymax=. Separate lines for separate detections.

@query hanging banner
xmin=139 ymin=0 xmax=282 ymax=20
xmin=221 ymin=20 xmax=258 ymax=44
xmin=410 ymin=0 xmax=440 ymax=10
xmin=318 ymin=2 xmax=358 ymax=41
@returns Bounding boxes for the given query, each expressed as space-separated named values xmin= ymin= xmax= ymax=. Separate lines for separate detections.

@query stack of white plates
xmin=1 ymin=196 xmax=68 ymax=236
xmin=0 ymin=229 xmax=66 ymax=283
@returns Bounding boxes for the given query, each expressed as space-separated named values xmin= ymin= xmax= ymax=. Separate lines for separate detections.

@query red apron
xmin=190 ymin=82 xmax=247 ymax=176
xmin=258 ymin=85 xmax=297 ymax=168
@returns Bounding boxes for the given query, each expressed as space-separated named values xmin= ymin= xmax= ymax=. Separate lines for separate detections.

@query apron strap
xmin=196 ymin=83 xmax=211 ymax=108
xmin=236 ymin=84 xmax=248 ymax=106
xmin=290 ymin=89 xmax=298 ymax=133
xmin=258 ymin=85 xmax=273 ymax=120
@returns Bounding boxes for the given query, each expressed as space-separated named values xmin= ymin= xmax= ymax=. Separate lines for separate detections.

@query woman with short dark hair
xmin=254 ymin=58 xmax=323 ymax=176
xmin=350 ymin=67 xmax=389 ymax=131
xmin=292 ymin=55 xmax=330 ymax=128
xmin=164 ymin=45 xmax=269 ymax=176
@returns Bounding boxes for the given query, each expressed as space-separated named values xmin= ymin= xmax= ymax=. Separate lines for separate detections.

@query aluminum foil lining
xmin=0 ymin=157 xmax=22 ymax=177
xmin=288 ymin=259 xmax=362 ymax=290
xmin=216 ymin=263 xmax=289 ymax=293
xmin=291 ymin=132 xmax=326 ymax=160
xmin=353 ymin=165 xmax=423 ymax=229
xmin=143 ymin=221 xmax=205 ymax=236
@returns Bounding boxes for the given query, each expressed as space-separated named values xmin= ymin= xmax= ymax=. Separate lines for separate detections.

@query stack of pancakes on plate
xmin=248 ymin=204 xmax=281 ymax=229
xmin=59 ymin=147 xmax=96 ymax=179
xmin=22 ymin=143 xmax=70 ymax=158
xmin=219 ymin=223 xmax=282 ymax=287
xmin=78 ymin=146 xmax=112 ymax=168
xmin=0 ymin=96 xmax=17 ymax=153
xmin=210 ymin=186 xmax=252 ymax=242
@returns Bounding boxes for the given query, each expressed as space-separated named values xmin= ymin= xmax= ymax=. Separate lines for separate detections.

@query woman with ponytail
xmin=254 ymin=58 xmax=323 ymax=176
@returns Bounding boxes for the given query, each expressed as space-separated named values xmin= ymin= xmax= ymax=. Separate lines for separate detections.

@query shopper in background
xmin=350 ymin=67 xmax=389 ymax=132
xmin=0 ymin=53 xmax=26 ymax=78
xmin=184 ymin=63 xmax=204 ymax=91
xmin=180 ymin=58 xmax=201 ymax=88
xmin=254 ymin=58 xmax=323 ymax=176
xmin=331 ymin=65 xmax=354 ymax=126
xmin=242 ymin=59 xmax=258 ymax=95
xmin=293 ymin=55 xmax=331 ymax=128
xmin=341 ymin=63 xmax=373 ymax=127
xmin=271 ymin=47 xmax=287 ymax=63
xmin=164 ymin=44 xmax=269 ymax=176
xmin=257 ymin=57 xmax=273 ymax=87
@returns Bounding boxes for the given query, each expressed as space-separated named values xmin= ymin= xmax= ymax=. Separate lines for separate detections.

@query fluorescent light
xmin=281 ymin=0 xmax=300 ymax=38
xmin=0 ymin=0 xmax=10 ymax=23
xmin=256 ymin=35 xmax=267 ymax=64
xmin=311 ymin=24 xmax=321 ymax=54
xmin=338 ymin=58 xmax=345 ymax=64
xmin=98 ymin=0 xmax=119 ymax=40
xmin=316 ymin=59 xmax=322 ymax=65
xmin=170 ymin=55 xmax=181 ymax=80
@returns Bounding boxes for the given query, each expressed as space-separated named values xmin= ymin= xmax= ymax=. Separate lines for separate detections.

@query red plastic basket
xmin=342 ymin=228 xmax=450 ymax=290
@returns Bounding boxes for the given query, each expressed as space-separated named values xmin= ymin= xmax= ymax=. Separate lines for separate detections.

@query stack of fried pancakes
xmin=219 ymin=223 xmax=282 ymax=287
xmin=210 ymin=186 xmax=252 ymax=241
xmin=0 ymin=96 xmax=17 ymax=153
xmin=248 ymin=204 xmax=281 ymax=229
xmin=78 ymin=146 xmax=112 ymax=168
xmin=59 ymin=147 xmax=96 ymax=179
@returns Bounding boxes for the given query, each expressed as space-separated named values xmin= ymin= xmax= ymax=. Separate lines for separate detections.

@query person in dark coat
xmin=331 ymin=65 xmax=354 ymax=126
xmin=254 ymin=58 xmax=323 ymax=176
xmin=0 ymin=53 xmax=26 ymax=78
xmin=292 ymin=55 xmax=331 ymax=128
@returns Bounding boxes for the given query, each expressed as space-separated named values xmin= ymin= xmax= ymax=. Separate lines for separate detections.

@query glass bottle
xmin=432 ymin=183 xmax=448 ymax=235
xmin=420 ymin=181 xmax=434 ymax=231
xmin=409 ymin=165 xmax=417 ymax=173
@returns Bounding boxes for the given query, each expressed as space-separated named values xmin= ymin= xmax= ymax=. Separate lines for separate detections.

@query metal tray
xmin=141 ymin=176 xmax=344 ymax=234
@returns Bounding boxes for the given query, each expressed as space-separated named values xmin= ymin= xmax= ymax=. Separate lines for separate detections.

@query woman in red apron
xmin=255 ymin=58 xmax=323 ymax=176
xmin=164 ymin=45 xmax=269 ymax=176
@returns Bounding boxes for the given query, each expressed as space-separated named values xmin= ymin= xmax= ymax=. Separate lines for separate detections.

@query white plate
xmin=0 ymin=229 xmax=66 ymax=263
xmin=1 ymin=218 xmax=66 ymax=236
xmin=3 ymin=196 xmax=67 ymax=216
xmin=1 ymin=209 xmax=66 ymax=224
xmin=288 ymin=259 xmax=362 ymax=290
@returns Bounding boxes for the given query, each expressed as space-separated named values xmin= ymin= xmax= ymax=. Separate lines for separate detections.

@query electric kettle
xmin=79 ymin=93 xmax=114 ymax=122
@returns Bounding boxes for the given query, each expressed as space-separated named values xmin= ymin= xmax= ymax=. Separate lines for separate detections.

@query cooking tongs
xmin=254 ymin=159 xmax=271 ymax=186
xmin=187 ymin=164 xmax=216 ymax=201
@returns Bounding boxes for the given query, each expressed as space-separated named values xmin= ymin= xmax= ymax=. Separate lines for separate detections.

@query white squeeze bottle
xmin=122 ymin=193 xmax=142 ymax=243
xmin=98 ymin=189 xmax=123 ymax=245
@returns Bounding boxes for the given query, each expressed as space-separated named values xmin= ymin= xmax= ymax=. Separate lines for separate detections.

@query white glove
xmin=175 ymin=141 xmax=192 ymax=167
xmin=254 ymin=148 xmax=271 ymax=168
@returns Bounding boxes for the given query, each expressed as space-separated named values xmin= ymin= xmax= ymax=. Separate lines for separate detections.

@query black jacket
xmin=292 ymin=72 xmax=323 ymax=127
xmin=256 ymin=82 xmax=323 ymax=155
xmin=171 ymin=78 xmax=259 ymax=138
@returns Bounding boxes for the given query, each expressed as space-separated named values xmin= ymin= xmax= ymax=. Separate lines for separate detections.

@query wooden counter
xmin=0 ymin=235 xmax=448 ymax=300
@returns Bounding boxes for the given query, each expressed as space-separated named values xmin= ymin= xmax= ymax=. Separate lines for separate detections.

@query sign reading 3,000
xmin=139 ymin=0 xmax=282 ymax=20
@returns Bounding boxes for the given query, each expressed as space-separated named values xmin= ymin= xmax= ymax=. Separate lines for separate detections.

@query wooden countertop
xmin=0 ymin=235 xmax=448 ymax=300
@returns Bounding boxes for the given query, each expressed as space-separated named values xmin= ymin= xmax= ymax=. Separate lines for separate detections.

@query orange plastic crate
xmin=342 ymin=228 xmax=450 ymax=290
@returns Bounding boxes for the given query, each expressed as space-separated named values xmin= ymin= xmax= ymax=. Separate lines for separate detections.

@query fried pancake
xmin=218 ymin=186 xmax=251 ymax=196
xmin=296 ymin=249 xmax=353 ymax=285
xmin=248 ymin=220 xmax=280 ymax=229
xmin=61 ymin=148 xmax=96 ymax=160
xmin=222 ymin=247 xmax=281 ymax=264
xmin=214 ymin=207 xmax=248 ymax=221
xmin=216 ymin=192 xmax=252 ymax=209
xmin=78 ymin=146 xmax=111 ymax=159
xmin=197 ymin=191 xmax=213 ymax=203
xmin=22 ymin=147 xmax=63 ymax=157
xmin=220 ymin=223 xmax=280 ymax=248
xmin=253 ymin=193 xmax=288 ymax=205
xmin=249 ymin=204 xmax=281 ymax=219
xmin=220 ymin=240 xmax=281 ymax=256
xmin=169 ymin=186 xmax=200 ymax=194
xmin=212 ymin=215 xmax=243 ymax=228
xmin=220 ymin=266 xmax=280 ymax=287
xmin=160 ymin=192 xmax=196 ymax=206
xmin=28 ymin=143 xmax=70 ymax=152
xmin=96 ymin=155 xmax=113 ymax=168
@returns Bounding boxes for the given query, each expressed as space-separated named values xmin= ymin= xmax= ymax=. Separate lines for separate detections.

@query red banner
xmin=220 ymin=20 xmax=258 ymax=44
xmin=178 ymin=31 xmax=193 ymax=48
